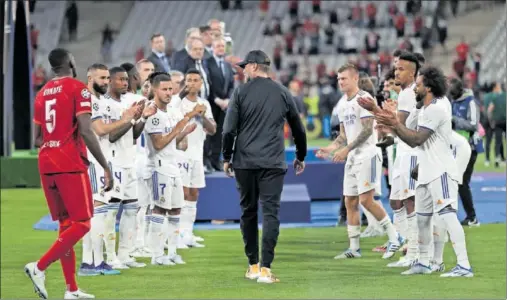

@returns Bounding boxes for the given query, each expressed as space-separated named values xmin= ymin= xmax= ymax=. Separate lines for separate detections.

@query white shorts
xmin=374 ymin=152 xmax=383 ymax=197
xmin=149 ymin=172 xmax=184 ymax=210
xmin=110 ymin=166 xmax=137 ymax=201
xmin=343 ymin=154 xmax=381 ymax=197
xmin=179 ymin=159 xmax=206 ymax=188
xmin=88 ymin=161 xmax=110 ymax=204
xmin=137 ymin=178 xmax=152 ymax=207
xmin=386 ymin=144 xmax=395 ymax=183
xmin=390 ymin=154 xmax=417 ymax=200
xmin=415 ymin=173 xmax=458 ymax=215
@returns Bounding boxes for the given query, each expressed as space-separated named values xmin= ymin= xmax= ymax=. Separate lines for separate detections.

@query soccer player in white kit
xmin=104 ymin=66 xmax=156 ymax=269
xmin=316 ymin=64 xmax=402 ymax=260
xmin=376 ymin=66 xmax=473 ymax=277
xmin=79 ymin=64 xmax=136 ymax=276
xmin=178 ymin=69 xmax=217 ymax=247
xmin=144 ymin=73 xmax=203 ymax=265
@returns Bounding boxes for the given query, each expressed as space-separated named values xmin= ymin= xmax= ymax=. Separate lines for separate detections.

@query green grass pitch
xmin=1 ymin=189 xmax=505 ymax=299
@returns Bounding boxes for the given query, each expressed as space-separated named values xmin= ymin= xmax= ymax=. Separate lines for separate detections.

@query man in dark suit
xmin=146 ymin=33 xmax=171 ymax=73
xmin=170 ymin=27 xmax=201 ymax=70
xmin=200 ymin=25 xmax=213 ymax=60
xmin=205 ymin=38 xmax=235 ymax=171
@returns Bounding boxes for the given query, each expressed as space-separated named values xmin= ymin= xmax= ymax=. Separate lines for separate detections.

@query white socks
xmin=416 ymin=213 xmax=433 ymax=266
xmin=104 ymin=202 xmax=120 ymax=262
xmin=149 ymin=214 xmax=166 ymax=259
xmin=393 ymin=206 xmax=408 ymax=238
xmin=406 ymin=212 xmax=419 ymax=260
xmin=347 ymin=225 xmax=361 ymax=251
xmin=180 ymin=200 xmax=197 ymax=241
xmin=81 ymin=232 xmax=93 ymax=265
xmin=167 ymin=215 xmax=180 ymax=256
xmin=144 ymin=210 xmax=152 ymax=251
xmin=118 ymin=202 xmax=138 ymax=262
xmin=439 ymin=211 xmax=471 ymax=269
xmin=432 ymin=224 xmax=447 ymax=265
xmin=91 ymin=205 xmax=108 ymax=267
xmin=378 ymin=216 xmax=398 ymax=244
xmin=135 ymin=205 xmax=147 ymax=250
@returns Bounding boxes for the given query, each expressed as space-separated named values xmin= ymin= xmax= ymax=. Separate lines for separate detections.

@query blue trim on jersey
xmin=141 ymin=133 xmax=146 ymax=148
xmin=151 ymin=215 xmax=165 ymax=224
xmin=88 ymin=163 xmax=98 ymax=194
xmin=453 ymin=147 xmax=457 ymax=158
xmin=417 ymin=125 xmax=434 ymax=133
xmin=417 ymin=212 xmax=434 ymax=216
xmin=152 ymin=172 xmax=159 ymax=201
xmin=149 ymin=131 xmax=163 ymax=135
xmin=441 ymin=173 xmax=450 ymax=199
xmin=91 ymin=116 xmax=102 ymax=120
xmin=409 ymin=156 xmax=417 ymax=190
xmin=360 ymin=116 xmax=374 ymax=119
xmin=370 ymin=156 xmax=376 ymax=183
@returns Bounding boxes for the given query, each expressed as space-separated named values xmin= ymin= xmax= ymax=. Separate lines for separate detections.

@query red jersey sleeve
xmin=73 ymin=82 xmax=92 ymax=117
xmin=33 ymin=94 xmax=43 ymax=125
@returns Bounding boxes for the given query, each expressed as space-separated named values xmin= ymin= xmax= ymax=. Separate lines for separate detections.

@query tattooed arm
xmin=392 ymin=125 xmax=433 ymax=148
xmin=332 ymin=123 xmax=348 ymax=150
xmin=346 ymin=117 xmax=374 ymax=150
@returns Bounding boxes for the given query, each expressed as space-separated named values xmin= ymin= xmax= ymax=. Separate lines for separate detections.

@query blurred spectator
xmin=394 ymin=12 xmax=406 ymax=38
xmin=387 ymin=0 xmax=398 ymax=26
xmin=318 ymin=76 xmax=340 ymax=138
xmin=316 ymin=60 xmax=326 ymax=81
xmin=312 ymin=0 xmax=321 ymax=14
xmin=65 ymin=1 xmax=78 ymax=42
xmin=450 ymin=0 xmax=459 ymax=17
xmin=135 ymin=47 xmax=145 ymax=62
xmin=147 ymin=33 xmax=171 ymax=72
xmin=437 ymin=17 xmax=448 ymax=52
xmin=273 ymin=18 xmax=283 ymax=36
xmin=259 ymin=0 xmax=269 ymax=20
xmin=349 ymin=3 xmax=363 ymax=27
xmin=366 ymin=2 xmax=377 ymax=29
xmin=284 ymin=31 xmax=295 ymax=54
xmin=233 ymin=0 xmax=242 ymax=10
xmin=273 ymin=43 xmax=283 ymax=70
xmin=399 ymin=37 xmax=414 ymax=52
xmin=324 ymin=23 xmax=335 ymax=46
xmin=329 ymin=9 xmax=339 ymax=25
xmin=406 ymin=0 xmax=421 ymax=16
xmin=413 ymin=13 xmax=423 ymax=37
xmin=455 ymin=37 xmax=470 ymax=62
xmin=208 ymin=19 xmax=222 ymax=36
xmin=29 ymin=0 xmax=36 ymax=13
xmin=101 ymin=24 xmax=118 ymax=63
xmin=289 ymin=80 xmax=306 ymax=117
xmin=219 ymin=0 xmax=230 ymax=10
xmin=200 ymin=26 xmax=213 ymax=58
xmin=165 ymin=40 xmax=175 ymax=61
xmin=171 ymin=27 xmax=201 ymax=70
xmin=338 ymin=24 xmax=359 ymax=54
xmin=289 ymin=0 xmax=299 ymax=19
xmin=378 ymin=50 xmax=392 ymax=69
xmin=30 ymin=24 xmax=39 ymax=51
xmin=453 ymin=57 xmax=466 ymax=79
xmin=357 ymin=51 xmax=371 ymax=73
xmin=173 ymin=39 xmax=210 ymax=100
xmin=364 ymin=30 xmax=380 ymax=54
xmin=33 ymin=64 xmax=47 ymax=92
xmin=484 ymin=82 xmax=506 ymax=165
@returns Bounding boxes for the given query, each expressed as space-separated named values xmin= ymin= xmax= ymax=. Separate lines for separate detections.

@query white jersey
xmin=336 ymin=90 xmax=377 ymax=163
xmin=397 ymin=83 xmax=417 ymax=156
xmin=87 ymin=94 xmax=112 ymax=162
xmin=179 ymin=97 xmax=214 ymax=161
xmin=416 ymin=97 xmax=459 ymax=184
xmin=144 ymin=108 xmax=184 ymax=177
xmin=450 ymin=130 xmax=471 ymax=184
xmin=169 ymin=95 xmax=182 ymax=109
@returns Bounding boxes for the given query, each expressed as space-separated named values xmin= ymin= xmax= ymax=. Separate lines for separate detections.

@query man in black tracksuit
xmin=222 ymin=50 xmax=307 ymax=283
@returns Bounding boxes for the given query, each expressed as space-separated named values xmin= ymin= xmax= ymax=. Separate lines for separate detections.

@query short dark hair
xmin=152 ymin=73 xmax=172 ymax=88
xmin=199 ymin=25 xmax=211 ymax=33
xmin=392 ymin=49 xmax=407 ymax=58
xmin=398 ymin=52 xmax=420 ymax=76
xmin=413 ymin=52 xmax=426 ymax=65
xmin=185 ymin=68 xmax=201 ymax=77
xmin=148 ymin=71 xmax=169 ymax=84
xmin=87 ymin=63 xmax=108 ymax=72
xmin=337 ymin=63 xmax=358 ymax=74
xmin=358 ymin=71 xmax=369 ymax=79
xmin=109 ymin=66 xmax=127 ymax=77
xmin=120 ymin=62 xmax=135 ymax=73
xmin=385 ymin=67 xmax=396 ymax=81
xmin=48 ymin=48 xmax=70 ymax=69
xmin=419 ymin=66 xmax=448 ymax=98
xmin=150 ymin=33 xmax=163 ymax=41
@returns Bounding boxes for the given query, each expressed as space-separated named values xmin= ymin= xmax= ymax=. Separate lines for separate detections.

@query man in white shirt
xmin=79 ymin=64 xmax=137 ymax=276
xmin=144 ymin=73 xmax=203 ymax=265
xmin=317 ymin=64 xmax=402 ymax=260
xmin=376 ymin=66 xmax=473 ymax=277
xmin=104 ymin=66 xmax=156 ymax=269
xmin=178 ymin=69 xmax=217 ymax=247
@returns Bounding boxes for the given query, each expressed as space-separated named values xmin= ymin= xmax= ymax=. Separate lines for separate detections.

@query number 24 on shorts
xmin=178 ymin=162 xmax=189 ymax=172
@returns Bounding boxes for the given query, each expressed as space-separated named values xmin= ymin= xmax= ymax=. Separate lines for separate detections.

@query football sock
xmin=167 ymin=215 xmax=180 ymax=256
xmin=416 ymin=213 xmax=433 ymax=266
xmin=91 ymin=205 xmax=108 ymax=267
xmin=347 ymin=225 xmax=361 ymax=251
xmin=180 ymin=200 xmax=196 ymax=241
xmin=58 ymin=224 xmax=78 ymax=292
xmin=439 ymin=211 xmax=471 ymax=269
xmin=104 ymin=202 xmax=120 ymax=262
xmin=118 ymin=202 xmax=138 ymax=262
xmin=144 ymin=207 xmax=152 ymax=251
xmin=37 ymin=220 xmax=91 ymax=271
xmin=432 ymin=224 xmax=447 ymax=265
xmin=149 ymin=214 xmax=166 ymax=259
xmin=135 ymin=205 xmax=147 ymax=249
xmin=379 ymin=216 xmax=398 ymax=244
xmin=81 ymin=232 xmax=93 ymax=265
xmin=406 ymin=212 xmax=418 ymax=260
xmin=393 ymin=207 xmax=408 ymax=238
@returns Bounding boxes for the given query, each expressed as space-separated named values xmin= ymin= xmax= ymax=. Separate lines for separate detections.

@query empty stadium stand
xmin=475 ymin=12 xmax=506 ymax=84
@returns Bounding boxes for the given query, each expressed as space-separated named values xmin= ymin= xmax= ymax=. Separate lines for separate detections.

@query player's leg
xmin=361 ymin=156 xmax=386 ymax=238
xmin=434 ymin=174 xmax=473 ymax=277
xmin=401 ymin=184 xmax=433 ymax=275
xmin=430 ymin=215 xmax=447 ymax=272
xmin=190 ymin=160 xmax=206 ymax=243
xmin=79 ymin=163 xmax=98 ymax=276
xmin=166 ymin=177 xmax=185 ymax=264
xmin=116 ymin=168 xmax=145 ymax=267
xmin=181 ymin=160 xmax=205 ymax=247
xmin=177 ymin=160 xmax=192 ymax=249
xmin=149 ymin=172 xmax=174 ymax=266
xmin=400 ymin=155 xmax=418 ymax=259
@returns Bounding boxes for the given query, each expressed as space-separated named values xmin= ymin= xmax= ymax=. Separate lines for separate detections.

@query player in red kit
xmin=25 ymin=48 xmax=113 ymax=299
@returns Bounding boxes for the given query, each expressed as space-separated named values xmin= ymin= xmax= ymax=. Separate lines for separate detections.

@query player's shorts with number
xmin=390 ymin=154 xmax=417 ymax=200
xmin=149 ymin=172 xmax=183 ymax=210
xmin=88 ymin=161 xmax=111 ymax=203
xmin=343 ymin=154 xmax=381 ymax=197
xmin=110 ymin=166 xmax=137 ymax=201
xmin=41 ymin=172 xmax=94 ymax=221
xmin=179 ymin=159 xmax=205 ymax=188
xmin=415 ymin=172 xmax=458 ymax=215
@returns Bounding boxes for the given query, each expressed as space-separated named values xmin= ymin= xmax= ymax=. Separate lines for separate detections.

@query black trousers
xmin=459 ymin=150 xmax=477 ymax=219
xmin=494 ymin=121 xmax=506 ymax=161
xmin=234 ymin=168 xmax=286 ymax=268
xmin=206 ymin=102 xmax=226 ymax=169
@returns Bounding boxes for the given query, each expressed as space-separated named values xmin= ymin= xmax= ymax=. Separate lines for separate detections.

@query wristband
xmin=140 ymin=117 xmax=147 ymax=123
xmin=130 ymin=119 xmax=136 ymax=125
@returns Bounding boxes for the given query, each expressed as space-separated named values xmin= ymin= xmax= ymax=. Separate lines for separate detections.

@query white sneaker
xmin=382 ymin=233 xmax=405 ymax=259
xmin=257 ymin=267 xmax=280 ymax=283
xmin=334 ymin=249 xmax=362 ymax=259
xmin=151 ymin=256 xmax=175 ymax=266
xmin=440 ymin=265 xmax=474 ymax=277
xmin=387 ymin=256 xmax=416 ymax=268
xmin=193 ymin=235 xmax=204 ymax=242
xmin=24 ymin=262 xmax=48 ymax=299
xmin=245 ymin=264 xmax=260 ymax=280
xmin=130 ymin=248 xmax=151 ymax=258
xmin=186 ymin=240 xmax=205 ymax=248
xmin=360 ymin=226 xmax=384 ymax=238
xmin=177 ymin=235 xmax=189 ymax=249
xmin=122 ymin=257 xmax=146 ymax=268
xmin=107 ymin=258 xmax=130 ymax=270
xmin=167 ymin=254 xmax=186 ymax=265
xmin=401 ymin=263 xmax=432 ymax=275
xmin=64 ymin=289 xmax=95 ymax=299
xmin=430 ymin=261 xmax=445 ymax=272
